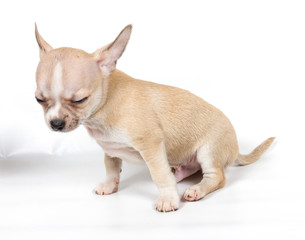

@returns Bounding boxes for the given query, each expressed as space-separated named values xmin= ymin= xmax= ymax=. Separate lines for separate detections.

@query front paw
xmin=93 ymin=178 xmax=119 ymax=195
xmin=155 ymin=194 xmax=180 ymax=212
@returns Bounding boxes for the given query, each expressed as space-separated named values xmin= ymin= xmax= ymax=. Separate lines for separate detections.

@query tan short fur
xmin=35 ymin=24 xmax=275 ymax=212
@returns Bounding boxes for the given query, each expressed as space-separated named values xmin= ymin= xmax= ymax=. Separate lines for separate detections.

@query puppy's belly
xmin=96 ymin=137 xmax=202 ymax=181
xmin=97 ymin=140 xmax=144 ymax=165
xmin=171 ymin=154 xmax=202 ymax=182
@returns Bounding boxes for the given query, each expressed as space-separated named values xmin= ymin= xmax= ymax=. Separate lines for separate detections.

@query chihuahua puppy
xmin=35 ymin=24 xmax=274 ymax=212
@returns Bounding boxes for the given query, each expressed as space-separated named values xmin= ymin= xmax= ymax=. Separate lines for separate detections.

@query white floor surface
xmin=1 ymin=139 xmax=304 ymax=239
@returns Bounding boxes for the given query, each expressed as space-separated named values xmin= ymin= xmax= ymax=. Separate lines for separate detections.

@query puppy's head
xmin=34 ymin=24 xmax=132 ymax=132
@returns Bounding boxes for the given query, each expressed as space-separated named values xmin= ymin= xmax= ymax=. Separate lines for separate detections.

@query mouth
xmin=48 ymin=118 xmax=80 ymax=132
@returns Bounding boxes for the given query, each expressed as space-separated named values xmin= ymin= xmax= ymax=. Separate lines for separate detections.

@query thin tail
xmin=236 ymin=137 xmax=275 ymax=166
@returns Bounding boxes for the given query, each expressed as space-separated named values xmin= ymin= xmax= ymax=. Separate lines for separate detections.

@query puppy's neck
xmin=83 ymin=69 xmax=131 ymax=127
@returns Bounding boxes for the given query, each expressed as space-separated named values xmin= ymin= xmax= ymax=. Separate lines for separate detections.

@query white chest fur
xmin=84 ymin=122 xmax=144 ymax=165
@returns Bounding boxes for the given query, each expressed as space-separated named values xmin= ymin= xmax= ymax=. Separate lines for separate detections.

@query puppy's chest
xmin=85 ymin=125 xmax=144 ymax=165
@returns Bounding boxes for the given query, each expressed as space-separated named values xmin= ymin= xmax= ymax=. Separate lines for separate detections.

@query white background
xmin=0 ymin=0 xmax=304 ymax=239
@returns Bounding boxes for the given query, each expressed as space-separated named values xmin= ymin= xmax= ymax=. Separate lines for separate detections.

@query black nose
xmin=50 ymin=119 xmax=66 ymax=131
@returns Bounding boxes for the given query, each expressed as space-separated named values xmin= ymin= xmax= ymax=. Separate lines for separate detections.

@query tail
xmin=236 ymin=137 xmax=275 ymax=166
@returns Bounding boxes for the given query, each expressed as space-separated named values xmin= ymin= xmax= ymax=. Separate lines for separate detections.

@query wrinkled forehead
xmin=36 ymin=48 xmax=100 ymax=98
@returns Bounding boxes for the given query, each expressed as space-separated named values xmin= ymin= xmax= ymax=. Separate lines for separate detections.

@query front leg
xmin=94 ymin=154 xmax=122 ymax=195
xmin=139 ymin=140 xmax=179 ymax=212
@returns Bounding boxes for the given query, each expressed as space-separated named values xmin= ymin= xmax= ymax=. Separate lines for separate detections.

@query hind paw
xmin=183 ymin=185 xmax=204 ymax=201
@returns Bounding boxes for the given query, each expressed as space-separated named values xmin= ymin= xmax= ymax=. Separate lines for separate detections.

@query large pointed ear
xmin=94 ymin=25 xmax=132 ymax=75
xmin=35 ymin=23 xmax=53 ymax=58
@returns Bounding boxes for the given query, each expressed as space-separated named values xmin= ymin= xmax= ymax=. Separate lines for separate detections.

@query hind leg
xmin=184 ymin=144 xmax=226 ymax=201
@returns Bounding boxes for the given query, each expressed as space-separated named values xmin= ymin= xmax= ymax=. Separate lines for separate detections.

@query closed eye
xmin=71 ymin=96 xmax=89 ymax=104
xmin=35 ymin=97 xmax=47 ymax=104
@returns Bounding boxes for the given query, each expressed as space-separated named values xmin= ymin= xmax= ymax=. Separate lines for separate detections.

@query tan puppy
xmin=34 ymin=24 xmax=275 ymax=212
